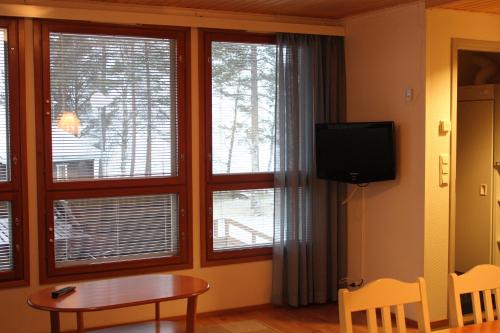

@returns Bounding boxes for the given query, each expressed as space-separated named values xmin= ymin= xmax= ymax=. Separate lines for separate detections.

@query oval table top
xmin=27 ymin=274 xmax=210 ymax=313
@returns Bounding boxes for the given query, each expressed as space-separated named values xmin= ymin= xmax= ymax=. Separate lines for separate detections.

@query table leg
xmin=76 ymin=312 xmax=84 ymax=333
xmin=186 ymin=296 xmax=198 ymax=333
xmin=155 ymin=302 xmax=160 ymax=320
xmin=50 ymin=311 xmax=60 ymax=333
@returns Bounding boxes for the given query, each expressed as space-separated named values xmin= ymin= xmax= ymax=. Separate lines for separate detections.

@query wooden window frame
xmin=199 ymin=30 xmax=275 ymax=267
xmin=0 ymin=17 xmax=29 ymax=289
xmin=34 ymin=20 xmax=191 ymax=284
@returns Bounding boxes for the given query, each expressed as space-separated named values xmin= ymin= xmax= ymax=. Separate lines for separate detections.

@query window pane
xmin=211 ymin=42 xmax=276 ymax=175
xmin=54 ymin=194 xmax=179 ymax=267
xmin=212 ymin=188 xmax=273 ymax=251
xmin=49 ymin=32 xmax=178 ymax=181
xmin=0 ymin=29 xmax=10 ymax=182
xmin=0 ymin=201 xmax=12 ymax=272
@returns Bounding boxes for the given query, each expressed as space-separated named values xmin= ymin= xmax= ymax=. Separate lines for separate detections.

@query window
xmin=201 ymin=31 xmax=276 ymax=265
xmin=55 ymin=164 xmax=67 ymax=180
xmin=0 ymin=18 xmax=28 ymax=287
xmin=35 ymin=21 xmax=190 ymax=282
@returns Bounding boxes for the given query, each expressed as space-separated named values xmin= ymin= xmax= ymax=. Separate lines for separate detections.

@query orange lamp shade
xmin=57 ymin=111 xmax=81 ymax=136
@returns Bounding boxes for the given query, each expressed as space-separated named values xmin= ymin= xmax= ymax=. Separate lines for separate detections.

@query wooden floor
xmin=196 ymin=303 xmax=344 ymax=333
xmin=84 ymin=303 xmax=422 ymax=333
xmin=193 ymin=303 xmax=425 ymax=333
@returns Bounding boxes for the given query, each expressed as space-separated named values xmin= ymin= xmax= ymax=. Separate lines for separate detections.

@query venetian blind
xmin=0 ymin=29 xmax=10 ymax=182
xmin=0 ymin=202 xmax=12 ymax=272
xmin=49 ymin=32 xmax=178 ymax=181
xmin=211 ymin=41 xmax=276 ymax=175
xmin=0 ymin=29 xmax=13 ymax=273
xmin=54 ymin=194 xmax=179 ymax=267
xmin=212 ymin=188 xmax=274 ymax=251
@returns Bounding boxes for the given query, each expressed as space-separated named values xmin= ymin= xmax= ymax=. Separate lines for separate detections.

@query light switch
xmin=405 ymin=88 xmax=413 ymax=102
xmin=440 ymin=154 xmax=449 ymax=165
xmin=439 ymin=154 xmax=449 ymax=186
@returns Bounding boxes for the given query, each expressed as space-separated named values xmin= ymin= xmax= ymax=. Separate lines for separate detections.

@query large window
xmin=201 ymin=31 xmax=276 ymax=265
xmin=0 ymin=18 xmax=28 ymax=287
xmin=35 ymin=21 xmax=190 ymax=282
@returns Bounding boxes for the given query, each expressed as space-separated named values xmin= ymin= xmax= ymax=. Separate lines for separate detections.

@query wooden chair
xmin=338 ymin=278 xmax=431 ymax=333
xmin=449 ymin=264 xmax=500 ymax=327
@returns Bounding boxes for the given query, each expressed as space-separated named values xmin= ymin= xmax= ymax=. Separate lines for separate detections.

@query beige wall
xmin=12 ymin=1 xmax=498 ymax=330
xmin=0 ymin=4 xmax=343 ymax=333
xmin=344 ymin=0 xmax=426 ymax=296
xmin=425 ymin=8 xmax=500 ymax=321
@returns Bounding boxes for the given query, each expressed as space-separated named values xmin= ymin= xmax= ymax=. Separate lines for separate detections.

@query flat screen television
xmin=315 ymin=121 xmax=396 ymax=184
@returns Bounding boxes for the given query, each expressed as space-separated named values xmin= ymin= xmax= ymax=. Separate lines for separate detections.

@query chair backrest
xmin=338 ymin=277 xmax=431 ymax=333
xmin=449 ymin=264 xmax=500 ymax=327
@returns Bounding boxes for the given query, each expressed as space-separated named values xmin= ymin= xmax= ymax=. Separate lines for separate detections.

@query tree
xmin=211 ymin=42 xmax=276 ymax=174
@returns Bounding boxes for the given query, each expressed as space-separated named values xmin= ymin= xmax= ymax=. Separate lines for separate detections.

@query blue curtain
xmin=272 ymin=34 xmax=347 ymax=306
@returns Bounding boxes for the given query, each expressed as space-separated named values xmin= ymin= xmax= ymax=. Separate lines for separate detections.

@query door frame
xmin=449 ymin=39 xmax=500 ymax=274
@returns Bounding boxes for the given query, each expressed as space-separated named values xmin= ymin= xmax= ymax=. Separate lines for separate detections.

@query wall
xmin=425 ymin=8 xmax=500 ymax=321
xmin=0 ymin=3 xmax=343 ymax=333
xmin=344 ymin=0 xmax=426 ymax=304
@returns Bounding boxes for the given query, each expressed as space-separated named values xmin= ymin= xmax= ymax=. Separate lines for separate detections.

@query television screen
xmin=315 ymin=122 xmax=396 ymax=184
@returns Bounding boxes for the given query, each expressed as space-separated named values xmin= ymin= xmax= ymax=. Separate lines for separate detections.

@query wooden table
xmin=435 ymin=321 xmax=500 ymax=333
xmin=27 ymin=274 xmax=210 ymax=333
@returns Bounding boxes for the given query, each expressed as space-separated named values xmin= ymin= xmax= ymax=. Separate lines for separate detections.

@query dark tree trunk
xmin=250 ymin=45 xmax=259 ymax=173
xmin=120 ymin=87 xmax=129 ymax=174
xmin=226 ymin=74 xmax=243 ymax=174
xmin=130 ymin=81 xmax=137 ymax=176
xmin=98 ymin=106 xmax=107 ymax=178
xmin=144 ymin=41 xmax=153 ymax=176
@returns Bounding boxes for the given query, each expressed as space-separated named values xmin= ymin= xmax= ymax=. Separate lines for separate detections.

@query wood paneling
xmin=43 ymin=0 xmax=421 ymax=19
xmin=434 ymin=0 xmax=500 ymax=15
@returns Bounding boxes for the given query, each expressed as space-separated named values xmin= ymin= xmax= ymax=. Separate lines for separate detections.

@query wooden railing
xmin=214 ymin=218 xmax=272 ymax=246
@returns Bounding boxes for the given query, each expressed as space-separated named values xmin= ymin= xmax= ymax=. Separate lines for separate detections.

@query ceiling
xmin=23 ymin=0 xmax=500 ymax=20
xmin=44 ymin=0 xmax=423 ymax=20
xmin=434 ymin=0 xmax=500 ymax=15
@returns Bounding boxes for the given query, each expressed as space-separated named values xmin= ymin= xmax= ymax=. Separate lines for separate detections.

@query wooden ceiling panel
xmin=46 ymin=0 xmax=421 ymax=19
xmin=435 ymin=0 xmax=500 ymax=15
